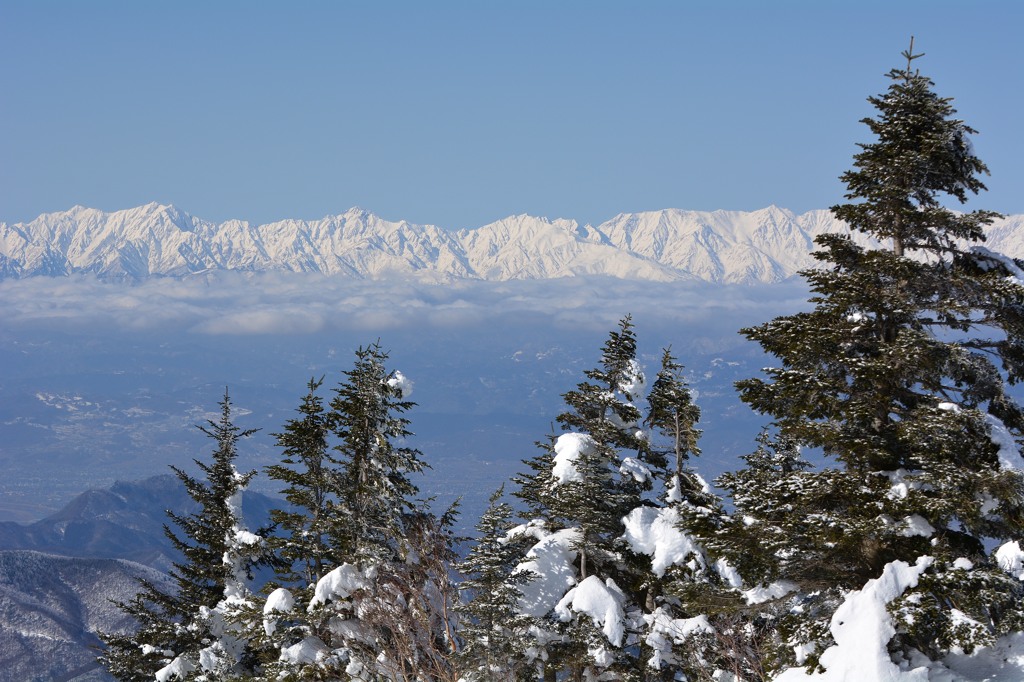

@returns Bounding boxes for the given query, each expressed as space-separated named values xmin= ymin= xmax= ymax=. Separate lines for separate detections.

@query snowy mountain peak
xmin=2 ymin=205 xmax=1022 ymax=284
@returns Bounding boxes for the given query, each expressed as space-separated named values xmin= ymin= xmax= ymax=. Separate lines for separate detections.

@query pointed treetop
xmin=902 ymin=35 xmax=924 ymax=77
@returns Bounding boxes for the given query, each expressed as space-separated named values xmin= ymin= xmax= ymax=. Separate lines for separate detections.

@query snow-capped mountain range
xmin=3 ymin=203 xmax=1023 ymax=284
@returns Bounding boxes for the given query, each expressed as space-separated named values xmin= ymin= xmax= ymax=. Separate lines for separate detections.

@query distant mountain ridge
xmin=0 ymin=475 xmax=279 ymax=572
xmin=3 ymin=204 xmax=1023 ymax=284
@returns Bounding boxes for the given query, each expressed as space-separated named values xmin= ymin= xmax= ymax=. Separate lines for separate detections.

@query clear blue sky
xmin=2 ymin=1 xmax=1021 ymax=229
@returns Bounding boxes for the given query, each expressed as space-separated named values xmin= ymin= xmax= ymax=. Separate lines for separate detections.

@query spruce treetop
xmin=734 ymin=43 xmax=1024 ymax=663
xmin=832 ymin=36 xmax=1000 ymax=257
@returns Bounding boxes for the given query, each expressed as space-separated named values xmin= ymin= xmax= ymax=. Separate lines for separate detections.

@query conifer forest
xmin=95 ymin=46 xmax=1024 ymax=681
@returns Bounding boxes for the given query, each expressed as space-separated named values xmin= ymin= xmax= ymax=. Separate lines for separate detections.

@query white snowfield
xmin=4 ymin=203 xmax=1022 ymax=284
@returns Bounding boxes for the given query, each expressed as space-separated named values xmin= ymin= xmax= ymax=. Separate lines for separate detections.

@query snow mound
xmin=309 ymin=563 xmax=369 ymax=609
xmin=514 ymin=527 xmax=581 ymax=618
xmin=621 ymin=505 xmax=703 ymax=577
xmin=644 ymin=608 xmax=714 ymax=669
xmin=776 ymin=556 xmax=933 ymax=681
xmin=743 ymin=580 xmax=797 ymax=605
xmin=263 ymin=587 xmax=295 ymax=636
xmin=280 ymin=636 xmax=331 ymax=665
xmin=937 ymin=631 xmax=1024 ymax=680
xmin=618 ymin=359 xmax=646 ymax=395
xmin=155 ymin=655 xmax=195 ymax=682
xmin=985 ymin=413 xmax=1024 ymax=470
xmin=554 ymin=575 xmax=627 ymax=647
xmin=387 ymin=370 xmax=413 ymax=398
xmin=552 ymin=433 xmax=596 ymax=485
xmin=971 ymin=246 xmax=1024 ymax=285
xmin=996 ymin=541 xmax=1024 ymax=580
xmin=619 ymin=457 xmax=652 ymax=483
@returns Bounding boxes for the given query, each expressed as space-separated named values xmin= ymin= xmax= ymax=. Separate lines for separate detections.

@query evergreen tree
xmin=255 ymin=343 xmax=450 ymax=681
xmin=328 ymin=341 xmax=426 ymax=563
xmin=265 ymin=376 xmax=334 ymax=587
xmin=99 ymin=390 xmax=260 ymax=681
xmin=714 ymin=430 xmax=811 ymax=588
xmin=554 ymin=315 xmax=648 ymax=581
xmin=505 ymin=317 xmax=725 ymax=680
xmin=509 ymin=434 xmax=558 ymax=523
xmin=240 ymin=377 xmax=336 ymax=678
xmin=457 ymin=486 xmax=534 ymax=682
xmin=633 ymin=349 xmax=742 ymax=680
xmin=735 ymin=41 xmax=1024 ymax=667
xmin=501 ymin=319 xmax=646 ymax=678
xmin=644 ymin=347 xmax=708 ymax=507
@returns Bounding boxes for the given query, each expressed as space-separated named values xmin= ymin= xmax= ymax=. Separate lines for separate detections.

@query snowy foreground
xmin=272 ymin=511 xmax=1024 ymax=681
xmin=217 ymin=422 xmax=1024 ymax=682
xmin=771 ymin=556 xmax=1024 ymax=681
xmin=127 ymin=333 xmax=1024 ymax=682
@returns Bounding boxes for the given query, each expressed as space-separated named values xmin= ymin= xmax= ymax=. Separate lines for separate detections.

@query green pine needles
xmin=736 ymin=38 xmax=1024 ymax=668
xmin=98 ymin=42 xmax=1024 ymax=681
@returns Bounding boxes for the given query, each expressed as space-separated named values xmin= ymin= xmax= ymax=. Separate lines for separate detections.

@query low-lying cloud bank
xmin=0 ymin=272 xmax=813 ymax=338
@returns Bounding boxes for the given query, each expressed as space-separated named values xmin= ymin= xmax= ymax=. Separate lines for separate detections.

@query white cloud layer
xmin=0 ymin=273 xmax=812 ymax=338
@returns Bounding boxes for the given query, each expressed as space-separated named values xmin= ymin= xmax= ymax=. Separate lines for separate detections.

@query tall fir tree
xmin=644 ymin=347 xmax=709 ymax=508
xmin=554 ymin=315 xmax=649 ymax=582
xmin=632 ymin=349 xmax=742 ymax=680
xmin=505 ymin=317 xmax=727 ymax=680
xmin=99 ymin=390 xmax=261 ymax=681
xmin=241 ymin=377 xmax=337 ymax=677
xmin=503 ymin=318 xmax=645 ymax=679
xmin=253 ymin=343 xmax=457 ymax=681
xmin=328 ymin=341 xmax=426 ymax=563
xmin=457 ymin=486 xmax=535 ymax=682
xmin=734 ymin=41 xmax=1024 ymax=668
xmin=265 ymin=376 xmax=334 ymax=588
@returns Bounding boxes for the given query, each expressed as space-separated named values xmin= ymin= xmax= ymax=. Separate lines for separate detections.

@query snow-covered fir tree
xmin=240 ymin=376 xmax=336 ymax=678
xmin=714 ymin=430 xmax=810 ymax=590
xmin=328 ymin=342 xmax=426 ymax=563
xmin=99 ymin=390 xmax=263 ymax=681
xmin=628 ymin=348 xmax=748 ymax=680
xmin=734 ymin=41 xmax=1024 ymax=675
xmin=252 ymin=343 xmax=459 ymax=681
xmin=644 ymin=348 xmax=703 ymax=503
xmin=505 ymin=318 xmax=726 ymax=680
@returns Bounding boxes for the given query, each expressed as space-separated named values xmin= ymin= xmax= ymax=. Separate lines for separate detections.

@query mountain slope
xmin=0 ymin=550 xmax=173 ymax=682
xmin=0 ymin=475 xmax=278 ymax=572
xmin=2 ymin=204 xmax=1022 ymax=284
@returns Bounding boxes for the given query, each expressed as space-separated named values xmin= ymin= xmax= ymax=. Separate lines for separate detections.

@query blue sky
xmin=2 ymin=1 xmax=1021 ymax=229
